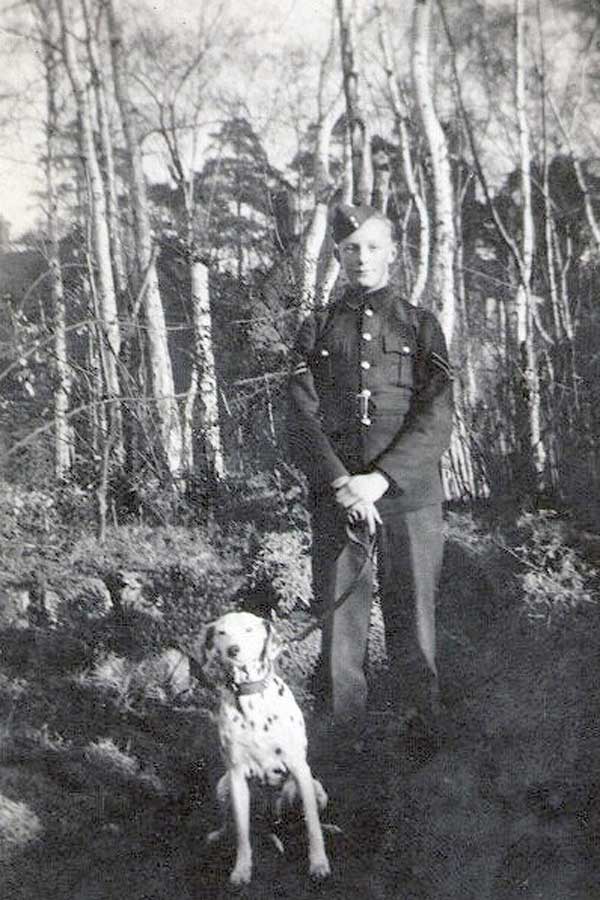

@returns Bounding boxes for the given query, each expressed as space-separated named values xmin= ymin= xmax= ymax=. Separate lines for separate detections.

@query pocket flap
xmin=382 ymin=333 xmax=414 ymax=354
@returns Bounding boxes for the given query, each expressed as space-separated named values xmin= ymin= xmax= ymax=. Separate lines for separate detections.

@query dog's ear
xmin=191 ymin=623 xmax=221 ymax=686
xmin=260 ymin=619 xmax=282 ymax=664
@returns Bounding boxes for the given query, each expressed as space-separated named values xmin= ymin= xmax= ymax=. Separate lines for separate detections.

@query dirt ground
xmin=2 ymin=538 xmax=600 ymax=900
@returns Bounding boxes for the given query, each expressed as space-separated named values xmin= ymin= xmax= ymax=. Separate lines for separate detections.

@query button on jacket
xmin=288 ymin=285 xmax=453 ymax=513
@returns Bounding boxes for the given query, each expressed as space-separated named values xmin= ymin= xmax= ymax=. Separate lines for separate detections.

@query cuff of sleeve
xmin=331 ymin=474 xmax=350 ymax=489
xmin=372 ymin=465 xmax=397 ymax=490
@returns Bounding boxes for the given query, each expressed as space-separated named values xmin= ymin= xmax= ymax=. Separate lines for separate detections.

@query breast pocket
xmin=381 ymin=333 xmax=415 ymax=388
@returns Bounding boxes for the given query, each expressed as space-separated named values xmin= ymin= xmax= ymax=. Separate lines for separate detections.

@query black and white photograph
xmin=0 ymin=0 xmax=599 ymax=897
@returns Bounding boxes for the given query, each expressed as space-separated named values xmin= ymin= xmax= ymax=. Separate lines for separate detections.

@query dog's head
xmin=197 ymin=611 xmax=281 ymax=688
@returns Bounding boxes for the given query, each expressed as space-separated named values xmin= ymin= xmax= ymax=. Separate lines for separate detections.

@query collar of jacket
xmin=343 ymin=284 xmax=392 ymax=310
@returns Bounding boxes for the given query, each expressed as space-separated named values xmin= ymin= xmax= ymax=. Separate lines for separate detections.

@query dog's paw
xmin=309 ymin=855 xmax=331 ymax=880
xmin=229 ymin=860 xmax=252 ymax=886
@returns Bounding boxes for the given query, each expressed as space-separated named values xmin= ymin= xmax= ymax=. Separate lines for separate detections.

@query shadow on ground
xmin=2 ymin=537 xmax=600 ymax=899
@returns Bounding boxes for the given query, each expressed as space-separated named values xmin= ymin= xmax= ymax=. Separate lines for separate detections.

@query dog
xmin=198 ymin=610 xmax=331 ymax=886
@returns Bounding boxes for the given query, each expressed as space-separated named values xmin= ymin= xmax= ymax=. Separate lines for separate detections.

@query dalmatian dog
xmin=198 ymin=611 xmax=331 ymax=886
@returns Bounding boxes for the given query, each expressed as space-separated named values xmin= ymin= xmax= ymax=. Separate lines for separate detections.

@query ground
xmin=1 ymin=527 xmax=599 ymax=900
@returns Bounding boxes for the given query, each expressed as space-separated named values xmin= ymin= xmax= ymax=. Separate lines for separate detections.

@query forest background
xmin=1 ymin=2 xmax=600 ymax=898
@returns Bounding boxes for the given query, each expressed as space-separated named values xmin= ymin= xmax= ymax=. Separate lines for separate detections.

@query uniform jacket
xmin=287 ymin=285 xmax=453 ymax=513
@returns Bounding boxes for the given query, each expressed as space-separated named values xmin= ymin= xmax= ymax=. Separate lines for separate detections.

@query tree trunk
xmin=189 ymin=257 xmax=225 ymax=479
xmin=378 ymin=14 xmax=429 ymax=304
xmin=537 ymin=4 xmax=562 ymax=344
xmin=106 ymin=0 xmax=183 ymax=478
xmin=40 ymin=5 xmax=72 ymax=479
xmin=336 ymin=0 xmax=373 ymax=205
xmin=514 ymin=0 xmax=545 ymax=487
xmin=80 ymin=0 xmax=127 ymax=305
xmin=372 ymin=147 xmax=391 ymax=213
xmin=56 ymin=0 xmax=122 ymax=452
xmin=412 ymin=0 xmax=456 ymax=344
xmin=300 ymin=90 xmax=345 ymax=311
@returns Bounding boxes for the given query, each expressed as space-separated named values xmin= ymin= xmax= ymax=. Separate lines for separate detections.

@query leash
xmin=286 ymin=523 xmax=376 ymax=647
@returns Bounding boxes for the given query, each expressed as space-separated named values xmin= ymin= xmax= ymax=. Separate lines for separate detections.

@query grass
xmin=1 ymin=480 xmax=600 ymax=897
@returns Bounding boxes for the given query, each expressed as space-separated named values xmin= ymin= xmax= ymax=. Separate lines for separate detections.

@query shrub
xmin=215 ymin=468 xmax=310 ymax=534
xmin=513 ymin=511 xmax=598 ymax=623
xmin=0 ymin=480 xmax=58 ymax=544
xmin=0 ymin=795 xmax=42 ymax=862
xmin=248 ymin=530 xmax=312 ymax=615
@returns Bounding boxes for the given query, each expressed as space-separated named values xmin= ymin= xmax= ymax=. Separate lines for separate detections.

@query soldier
xmin=287 ymin=203 xmax=453 ymax=749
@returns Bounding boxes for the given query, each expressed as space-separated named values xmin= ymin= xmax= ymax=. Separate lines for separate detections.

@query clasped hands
xmin=332 ymin=471 xmax=389 ymax=535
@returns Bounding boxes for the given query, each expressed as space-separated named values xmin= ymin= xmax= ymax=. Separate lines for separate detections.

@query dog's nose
xmin=227 ymin=645 xmax=240 ymax=659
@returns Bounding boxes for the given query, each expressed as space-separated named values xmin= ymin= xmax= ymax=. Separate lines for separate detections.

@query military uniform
xmin=287 ymin=205 xmax=453 ymax=738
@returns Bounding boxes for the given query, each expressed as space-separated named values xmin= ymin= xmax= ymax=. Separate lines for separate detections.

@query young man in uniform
xmin=288 ymin=203 xmax=453 ymax=748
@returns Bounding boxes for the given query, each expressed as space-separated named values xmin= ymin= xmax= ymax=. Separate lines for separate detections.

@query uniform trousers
xmin=310 ymin=498 xmax=444 ymax=736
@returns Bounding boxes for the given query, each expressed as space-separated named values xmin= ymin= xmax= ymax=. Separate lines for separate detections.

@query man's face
xmin=338 ymin=217 xmax=396 ymax=292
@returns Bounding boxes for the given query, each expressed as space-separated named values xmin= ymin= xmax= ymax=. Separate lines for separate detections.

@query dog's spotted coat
xmin=199 ymin=611 xmax=330 ymax=886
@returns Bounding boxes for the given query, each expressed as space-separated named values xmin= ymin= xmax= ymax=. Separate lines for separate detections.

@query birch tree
xmin=55 ymin=0 xmax=122 ymax=455
xmin=80 ymin=0 xmax=127 ymax=305
xmin=133 ymin=15 xmax=227 ymax=479
xmin=36 ymin=0 xmax=72 ymax=478
xmin=513 ymin=0 xmax=546 ymax=486
xmin=411 ymin=0 xmax=455 ymax=343
xmin=336 ymin=0 xmax=373 ymax=206
xmin=106 ymin=0 xmax=184 ymax=479
xmin=377 ymin=8 xmax=429 ymax=304
xmin=439 ymin=0 xmax=548 ymax=494
xmin=299 ymin=25 xmax=345 ymax=310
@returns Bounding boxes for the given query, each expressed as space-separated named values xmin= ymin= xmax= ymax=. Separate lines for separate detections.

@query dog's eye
xmin=218 ymin=630 xmax=226 ymax=636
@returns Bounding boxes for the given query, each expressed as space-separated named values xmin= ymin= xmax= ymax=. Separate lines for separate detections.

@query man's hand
xmin=334 ymin=471 xmax=389 ymax=509
xmin=331 ymin=472 xmax=389 ymax=536
xmin=346 ymin=500 xmax=381 ymax=535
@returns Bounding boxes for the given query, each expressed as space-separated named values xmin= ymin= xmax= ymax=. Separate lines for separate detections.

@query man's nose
xmin=227 ymin=645 xmax=240 ymax=659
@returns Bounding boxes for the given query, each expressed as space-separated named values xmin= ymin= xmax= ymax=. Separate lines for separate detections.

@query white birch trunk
xmin=412 ymin=0 xmax=456 ymax=344
xmin=553 ymin=225 xmax=574 ymax=342
xmin=537 ymin=3 xmax=562 ymax=343
xmin=80 ymin=0 xmax=127 ymax=303
xmin=56 ymin=0 xmax=122 ymax=443
xmin=300 ymin=91 xmax=345 ymax=311
xmin=319 ymin=254 xmax=341 ymax=308
xmin=106 ymin=0 xmax=183 ymax=477
xmin=341 ymin=128 xmax=354 ymax=205
xmin=42 ymin=9 xmax=72 ymax=478
xmin=372 ymin=148 xmax=391 ymax=213
xmin=515 ymin=0 xmax=545 ymax=483
xmin=190 ymin=259 xmax=224 ymax=479
xmin=378 ymin=17 xmax=429 ymax=304
xmin=336 ymin=0 xmax=373 ymax=205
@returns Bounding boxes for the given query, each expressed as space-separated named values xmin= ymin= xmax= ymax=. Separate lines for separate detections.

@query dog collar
xmin=233 ymin=670 xmax=272 ymax=696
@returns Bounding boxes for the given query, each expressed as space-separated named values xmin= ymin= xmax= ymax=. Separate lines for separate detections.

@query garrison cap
xmin=331 ymin=203 xmax=381 ymax=243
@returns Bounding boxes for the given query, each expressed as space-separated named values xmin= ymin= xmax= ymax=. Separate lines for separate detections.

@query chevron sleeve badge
xmin=430 ymin=351 xmax=454 ymax=381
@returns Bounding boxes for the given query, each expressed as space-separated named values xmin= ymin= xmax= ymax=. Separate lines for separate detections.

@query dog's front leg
xmin=207 ymin=773 xmax=230 ymax=846
xmin=229 ymin=766 xmax=253 ymax=885
xmin=288 ymin=760 xmax=331 ymax=880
